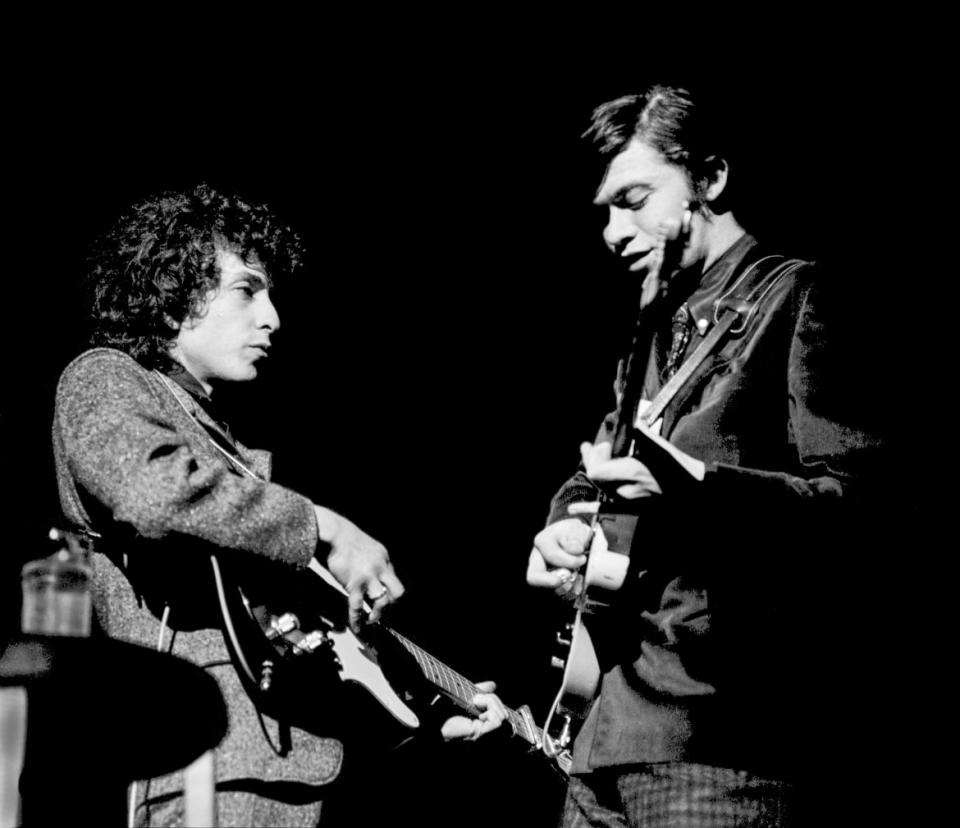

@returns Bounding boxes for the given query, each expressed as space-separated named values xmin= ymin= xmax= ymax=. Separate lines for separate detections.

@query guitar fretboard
xmin=385 ymin=627 xmax=538 ymax=746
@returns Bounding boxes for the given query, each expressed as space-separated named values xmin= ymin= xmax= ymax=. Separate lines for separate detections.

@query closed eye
xmin=613 ymin=194 xmax=649 ymax=211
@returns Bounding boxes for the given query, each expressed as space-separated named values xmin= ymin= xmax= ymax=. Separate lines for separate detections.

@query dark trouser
xmin=561 ymin=763 xmax=796 ymax=828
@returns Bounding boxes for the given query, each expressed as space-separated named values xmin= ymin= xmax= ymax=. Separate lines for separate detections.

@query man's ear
xmin=703 ymin=156 xmax=730 ymax=203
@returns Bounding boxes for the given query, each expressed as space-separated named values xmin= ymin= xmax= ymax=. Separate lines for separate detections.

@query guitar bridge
xmin=547 ymin=714 xmax=573 ymax=752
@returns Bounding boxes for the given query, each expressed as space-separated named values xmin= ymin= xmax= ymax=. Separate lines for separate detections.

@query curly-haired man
xmin=52 ymin=183 xmax=504 ymax=826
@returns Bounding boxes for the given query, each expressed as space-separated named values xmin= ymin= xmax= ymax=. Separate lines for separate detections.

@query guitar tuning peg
xmin=267 ymin=613 xmax=300 ymax=640
xmin=295 ymin=630 xmax=329 ymax=654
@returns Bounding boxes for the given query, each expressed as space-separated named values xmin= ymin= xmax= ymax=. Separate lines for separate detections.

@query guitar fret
xmin=417 ymin=649 xmax=445 ymax=689
xmin=451 ymin=664 xmax=476 ymax=703
xmin=425 ymin=655 xmax=447 ymax=691
xmin=401 ymin=636 xmax=435 ymax=681
xmin=440 ymin=661 xmax=465 ymax=699
xmin=395 ymin=633 xmax=447 ymax=692
xmin=415 ymin=648 xmax=442 ymax=686
xmin=390 ymin=630 xmax=479 ymax=704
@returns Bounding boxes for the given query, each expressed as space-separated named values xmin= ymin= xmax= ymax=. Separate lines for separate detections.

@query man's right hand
xmin=314 ymin=505 xmax=404 ymax=632
xmin=526 ymin=517 xmax=593 ymax=591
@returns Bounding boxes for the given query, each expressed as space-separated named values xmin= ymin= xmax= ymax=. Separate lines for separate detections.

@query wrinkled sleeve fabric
xmin=545 ymin=271 xmax=879 ymax=525
xmin=697 ymin=273 xmax=877 ymax=504
xmin=54 ymin=350 xmax=318 ymax=567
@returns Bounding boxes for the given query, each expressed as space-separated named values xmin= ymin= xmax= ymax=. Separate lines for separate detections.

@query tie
xmin=663 ymin=302 xmax=692 ymax=381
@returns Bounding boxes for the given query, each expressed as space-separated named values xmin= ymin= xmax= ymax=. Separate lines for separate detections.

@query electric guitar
xmin=211 ymin=554 xmax=572 ymax=776
xmin=540 ymin=253 xmax=808 ymax=763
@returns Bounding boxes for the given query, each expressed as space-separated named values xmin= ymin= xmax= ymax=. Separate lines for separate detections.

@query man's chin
xmin=210 ymin=367 xmax=259 ymax=388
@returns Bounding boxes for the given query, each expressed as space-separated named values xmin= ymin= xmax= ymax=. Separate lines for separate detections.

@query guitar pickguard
xmin=325 ymin=627 xmax=420 ymax=728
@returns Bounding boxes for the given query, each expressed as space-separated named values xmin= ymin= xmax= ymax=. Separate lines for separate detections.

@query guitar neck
xmin=385 ymin=627 xmax=541 ymax=747
xmin=305 ymin=559 xmax=550 ymax=754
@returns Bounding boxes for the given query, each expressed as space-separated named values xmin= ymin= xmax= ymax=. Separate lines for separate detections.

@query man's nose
xmin=258 ymin=294 xmax=280 ymax=332
xmin=602 ymin=206 xmax=638 ymax=254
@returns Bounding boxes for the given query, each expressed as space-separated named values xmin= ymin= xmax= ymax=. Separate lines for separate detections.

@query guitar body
xmin=543 ymin=510 xmax=639 ymax=761
xmin=540 ymin=252 xmax=798 ymax=763
xmin=324 ymin=626 xmax=420 ymax=728
xmin=211 ymin=554 xmax=436 ymax=750
xmin=213 ymin=555 xmax=573 ymax=773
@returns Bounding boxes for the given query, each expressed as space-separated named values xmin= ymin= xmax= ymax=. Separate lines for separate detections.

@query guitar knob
xmin=550 ymin=656 xmax=566 ymax=670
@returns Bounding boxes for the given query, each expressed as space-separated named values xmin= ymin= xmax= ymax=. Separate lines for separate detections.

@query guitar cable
xmin=210 ymin=554 xmax=289 ymax=757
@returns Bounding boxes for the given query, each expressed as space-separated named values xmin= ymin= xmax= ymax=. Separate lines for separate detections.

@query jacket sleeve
xmin=54 ymin=350 xmax=318 ymax=567
xmin=697 ymin=272 xmax=882 ymax=505
xmin=544 ymin=413 xmax=615 ymax=525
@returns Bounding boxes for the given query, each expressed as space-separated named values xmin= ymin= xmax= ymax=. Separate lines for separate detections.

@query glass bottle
xmin=20 ymin=529 xmax=92 ymax=637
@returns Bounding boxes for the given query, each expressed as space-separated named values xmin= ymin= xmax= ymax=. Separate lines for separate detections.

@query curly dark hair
xmin=86 ymin=182 xmax=304 ymax=369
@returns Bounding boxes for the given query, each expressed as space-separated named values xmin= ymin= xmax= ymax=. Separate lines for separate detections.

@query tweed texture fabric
xmin=52 ymin=347 xmax=343 ymax=826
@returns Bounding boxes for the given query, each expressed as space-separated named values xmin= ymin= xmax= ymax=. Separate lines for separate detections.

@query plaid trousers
xmin=561 ymin=763 xmax=797 ymax=828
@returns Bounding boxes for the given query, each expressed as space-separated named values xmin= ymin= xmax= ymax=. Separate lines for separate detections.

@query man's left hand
xmin=440 ymin=681 xmax=507 ymax=741
xmin=581 ymin=429 xmax=705 ymax=500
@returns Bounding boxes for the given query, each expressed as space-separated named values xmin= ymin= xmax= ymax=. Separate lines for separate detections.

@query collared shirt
xmin=167 ymin=366 xmax=230 ymax=434
xmin=166 ymin=365 xmax=243 ymax=459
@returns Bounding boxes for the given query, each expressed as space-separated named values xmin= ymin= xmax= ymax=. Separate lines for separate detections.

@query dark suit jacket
xmin=547 ymin=236 xmax=885 ymax=780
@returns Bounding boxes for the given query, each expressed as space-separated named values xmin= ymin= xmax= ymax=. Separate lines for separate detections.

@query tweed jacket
xmin=52 ymin=347 xmax=342 ymax=827
xmin=547 ymin=236 xmax=878 ymax=781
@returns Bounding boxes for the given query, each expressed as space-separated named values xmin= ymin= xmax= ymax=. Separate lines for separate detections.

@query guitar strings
xmin=388 ymin=630 xmax=530 ymax=734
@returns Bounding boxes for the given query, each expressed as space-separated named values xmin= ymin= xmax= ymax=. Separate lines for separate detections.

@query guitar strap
xmin=587 ymin=255 xmax=809 ymax=616
xmin=637 ymin=255 xmax=806 ymax=429
xmin=156 ymin=371 xmax=296 ymax=757
xmin=155 ymin=372 xmax=261 ymax=477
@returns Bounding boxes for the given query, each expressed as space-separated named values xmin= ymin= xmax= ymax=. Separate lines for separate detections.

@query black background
xmin=2 ymin=39 xmax=931 ymax=826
